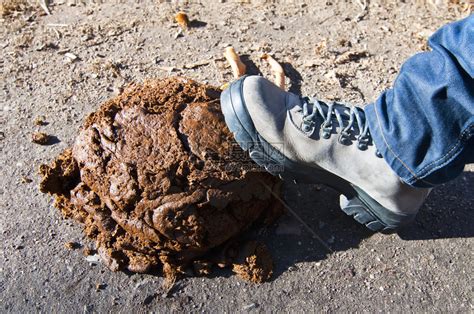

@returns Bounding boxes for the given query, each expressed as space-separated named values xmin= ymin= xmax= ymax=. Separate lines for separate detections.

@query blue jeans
xmin=365 ymin=15 xmax=474 ymax=188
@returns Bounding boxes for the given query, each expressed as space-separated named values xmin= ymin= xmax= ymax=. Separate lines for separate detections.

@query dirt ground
xmin=1 ymin=0 xmax=473 ymax=312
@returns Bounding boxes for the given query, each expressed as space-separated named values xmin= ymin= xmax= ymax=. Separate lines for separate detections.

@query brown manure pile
xmin=39 ymin=77 xmax=282 ymax=283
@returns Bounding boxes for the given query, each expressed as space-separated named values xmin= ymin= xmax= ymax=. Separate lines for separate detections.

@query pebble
xmin=143 ymin=294 xmax=156 ymax=305
xmin=242 ymin=303 xmax=258 ymax=310
xmin=288 ymin=265 xmax=298 ymax=272
xmin=64 ymin=52 xmax=79 ymax=63
xmin=85 ymin=254 xmax=100 ymax=265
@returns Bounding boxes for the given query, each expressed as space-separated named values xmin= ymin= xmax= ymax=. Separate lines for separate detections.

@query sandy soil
xmin=0 ymin=0 xmax=472 ymax=312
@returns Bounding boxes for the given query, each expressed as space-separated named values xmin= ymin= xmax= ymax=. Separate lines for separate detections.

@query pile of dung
xmin=39 ymin=77 xmax=282 ymax=283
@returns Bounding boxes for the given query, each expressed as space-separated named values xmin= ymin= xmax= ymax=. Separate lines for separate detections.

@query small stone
xmin=272 ymin=24 xmax=285 ymax=30
xmin=64 ymin=52 xmax=79 ymax=63
xmin=287 ymin=265 xmax=298 ymax=272
xmin=242 ymin=303 xmax=258 ymax=310
xmin=346 ymin=267 xmax=356 ymax=277
xmin=81 ymin=34 xmax=94 ymax=42
xmin=143 ymin=294 xmax=156 ymax=305
xmin=174 ymin=29 xmax=184 ymax=39
xmin=85 ymin=254 xmax=101 ymax=265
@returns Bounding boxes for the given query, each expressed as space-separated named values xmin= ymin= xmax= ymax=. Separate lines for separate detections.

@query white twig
xmin=47 ymin=23 xmax=68 ymax=27
xmin=354 ymin=0 xmax=368 ymax=22
xmin=52 ymin=28 xmax=61 ymax=39
xmin=37 ymin=0 xmax=51 ymax=15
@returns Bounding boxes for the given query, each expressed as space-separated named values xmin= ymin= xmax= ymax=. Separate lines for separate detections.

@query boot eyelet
xmin=357 ymin=142 xmax=368 ymax=150
xmin=301 ymin=120 xmax=316 ymax=136
xmin=338 ymin=132 xmax=350 ymax=145
xmin=320 ymin=121 xmax=332 ymax=139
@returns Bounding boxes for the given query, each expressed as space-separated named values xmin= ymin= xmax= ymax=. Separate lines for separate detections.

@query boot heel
xmin=339 ymin=195 xmax=386 ymax=231
xmin=340 ymin=185 xmax=417 ymax=232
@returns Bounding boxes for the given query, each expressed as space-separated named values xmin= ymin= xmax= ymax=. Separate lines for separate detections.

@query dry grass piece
xmin=335 ymin=50 xmax=369 ymax=64
xmin=223 ymin=47 xmax=246 ymax=79
xmin=260 ymin=54 xmax=285 ymax=90
xmin=183 ymin=60 xmax=210 ymax=69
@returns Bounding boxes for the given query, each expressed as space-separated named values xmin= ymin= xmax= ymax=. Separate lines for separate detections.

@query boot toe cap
xmin=242 ymin=76 xmax=287 ymax=113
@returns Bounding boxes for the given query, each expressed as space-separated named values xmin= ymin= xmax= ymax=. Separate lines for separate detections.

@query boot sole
xmin=220 ymin=77 xmax=416 ymax=231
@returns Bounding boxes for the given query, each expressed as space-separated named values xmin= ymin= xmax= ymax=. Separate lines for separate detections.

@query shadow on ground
xmin=240 ymin=55 xmax=262 ymax=77
xmin=398 ymin=170 xmax=473 ymax=240
xmin=257 ymin=169 xmax=474 ymax=280
xmin=282 ymin=62 xmax=303 ymax=95
xmin=239 ymin=57 xmax=304 ymax=96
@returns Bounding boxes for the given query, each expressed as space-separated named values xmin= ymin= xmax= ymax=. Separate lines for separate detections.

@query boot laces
xmin=301 ymin=96 xmax=374 ymax=151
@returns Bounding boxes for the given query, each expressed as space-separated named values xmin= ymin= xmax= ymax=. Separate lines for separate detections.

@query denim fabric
xmin=365 ymin=15 xmax=474 ymax=188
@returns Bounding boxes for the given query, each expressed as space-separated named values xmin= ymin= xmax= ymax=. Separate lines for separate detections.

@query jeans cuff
xmin=364 ymin=103 xmax=423 ymax=187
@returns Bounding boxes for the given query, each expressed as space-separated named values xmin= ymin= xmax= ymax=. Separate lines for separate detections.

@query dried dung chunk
xmin=39 ymin=77 xmax=282 ymax=283
xmin=32 ymin=132 xmax=50 ymax=145
xmin=34 ymin=115 xmax=48 ymax=126
xmin=64 ymin=241 xmax=80 ymax=250
xmin=232 ymin=241 xmax=273 ymax=283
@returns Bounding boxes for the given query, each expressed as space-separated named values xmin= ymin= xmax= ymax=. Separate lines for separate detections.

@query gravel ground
xmin=1 ymin=0 xmax=473 ymax=312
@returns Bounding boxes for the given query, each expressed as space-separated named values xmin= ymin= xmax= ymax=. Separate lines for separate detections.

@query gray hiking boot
xmin=220 ymin=75 xmax=431 ymax=231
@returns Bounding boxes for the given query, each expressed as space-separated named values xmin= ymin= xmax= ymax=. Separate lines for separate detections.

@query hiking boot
xmin=220 ymin=75 xmax=431 ymax=231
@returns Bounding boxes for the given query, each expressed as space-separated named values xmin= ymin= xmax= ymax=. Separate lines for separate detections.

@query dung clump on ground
xmin=31 ymin=132 xmax=50 ymax=145
xmin=39 ymin=77 xmax=282 ymax=283
xmin=232 ymin=241 xmax=274 ymax=283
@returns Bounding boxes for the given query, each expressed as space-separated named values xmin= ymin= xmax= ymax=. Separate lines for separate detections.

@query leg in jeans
xmin=365 ymin=15 xmax=474 ymax=188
